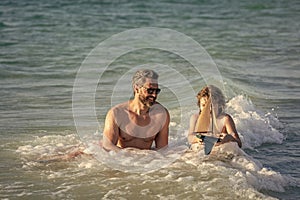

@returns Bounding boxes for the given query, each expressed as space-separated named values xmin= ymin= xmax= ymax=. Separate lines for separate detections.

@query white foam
xmin=14 ymin=97 xmax=293 ymax=199
xmin=226 ymin=95 xmax=284 ymax=149
xmin=181 ymin=140 xmax=292 ymax=195
xmin=90 ymin=142 xmax=188 ymax=174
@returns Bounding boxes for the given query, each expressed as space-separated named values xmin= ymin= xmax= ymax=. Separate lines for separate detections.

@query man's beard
xmin=139 ymin=95 xmax=156 ymax=107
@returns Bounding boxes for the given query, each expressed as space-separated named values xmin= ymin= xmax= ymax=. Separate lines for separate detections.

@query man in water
xmin=36 ymin=69 xmax=169 ymax=162
xmin=102 ymin=69 xmax=170 ymax=151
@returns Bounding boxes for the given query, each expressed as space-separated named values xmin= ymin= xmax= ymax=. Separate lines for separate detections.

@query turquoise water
xmin=1 ymin=0 xmax=299 ymax=199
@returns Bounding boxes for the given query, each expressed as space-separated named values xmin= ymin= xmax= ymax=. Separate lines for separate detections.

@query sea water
xmin=1 ymin=0 xmax=299 ymax=199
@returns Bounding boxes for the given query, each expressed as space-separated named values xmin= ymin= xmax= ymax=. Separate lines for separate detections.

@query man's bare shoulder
xmin=106 ymin=102 xmax=130 ymax=119
xmin=110 ymin=101 xmax=129 ymax=111
xmin=151 ymin=102 xmax=168 ymax=111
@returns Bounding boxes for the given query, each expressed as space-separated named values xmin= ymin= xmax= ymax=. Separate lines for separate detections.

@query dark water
xmin=0 ymin=0 xmax=299 ymax=199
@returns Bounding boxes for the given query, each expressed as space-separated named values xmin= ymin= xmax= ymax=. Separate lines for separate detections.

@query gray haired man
xmin=102 ymin=69 xmax=169 ymax=151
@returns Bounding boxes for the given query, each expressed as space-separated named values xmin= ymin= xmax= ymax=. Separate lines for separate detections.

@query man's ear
xmin=133 ymin=84 xmax=139 ymax=94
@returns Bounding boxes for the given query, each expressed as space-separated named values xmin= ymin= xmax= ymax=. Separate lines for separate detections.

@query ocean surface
xmin=1 ymin=0 xmax=299 ymax=199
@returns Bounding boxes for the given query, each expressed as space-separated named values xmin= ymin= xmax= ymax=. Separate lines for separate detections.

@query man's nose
xmin=151 ymin=93 xmax=157 ymax=98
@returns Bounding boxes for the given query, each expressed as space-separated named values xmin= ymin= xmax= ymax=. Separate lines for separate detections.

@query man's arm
xmin=154 ymin=108 xmax=170 ymax=149
xmin=102 ymin=109 xmax=121 ymax=151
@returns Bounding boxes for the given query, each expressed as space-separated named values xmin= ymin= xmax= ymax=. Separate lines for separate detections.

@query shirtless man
xmin=102 ymin=69 xmax=170 ymax=151
xmin=188 ymin=85 xmax=242 ymax=149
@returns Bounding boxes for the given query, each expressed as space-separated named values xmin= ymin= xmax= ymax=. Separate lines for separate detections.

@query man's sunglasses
xmin=142 ymin=87 xmax=161 ymax=94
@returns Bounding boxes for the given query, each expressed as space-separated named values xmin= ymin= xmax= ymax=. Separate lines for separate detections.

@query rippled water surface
xmin=0 ymin=0 xmax=299 ymax=199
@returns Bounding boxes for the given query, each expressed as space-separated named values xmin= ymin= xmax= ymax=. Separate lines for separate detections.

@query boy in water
xmin=188 ymin=85 xmax=242 ymax=151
